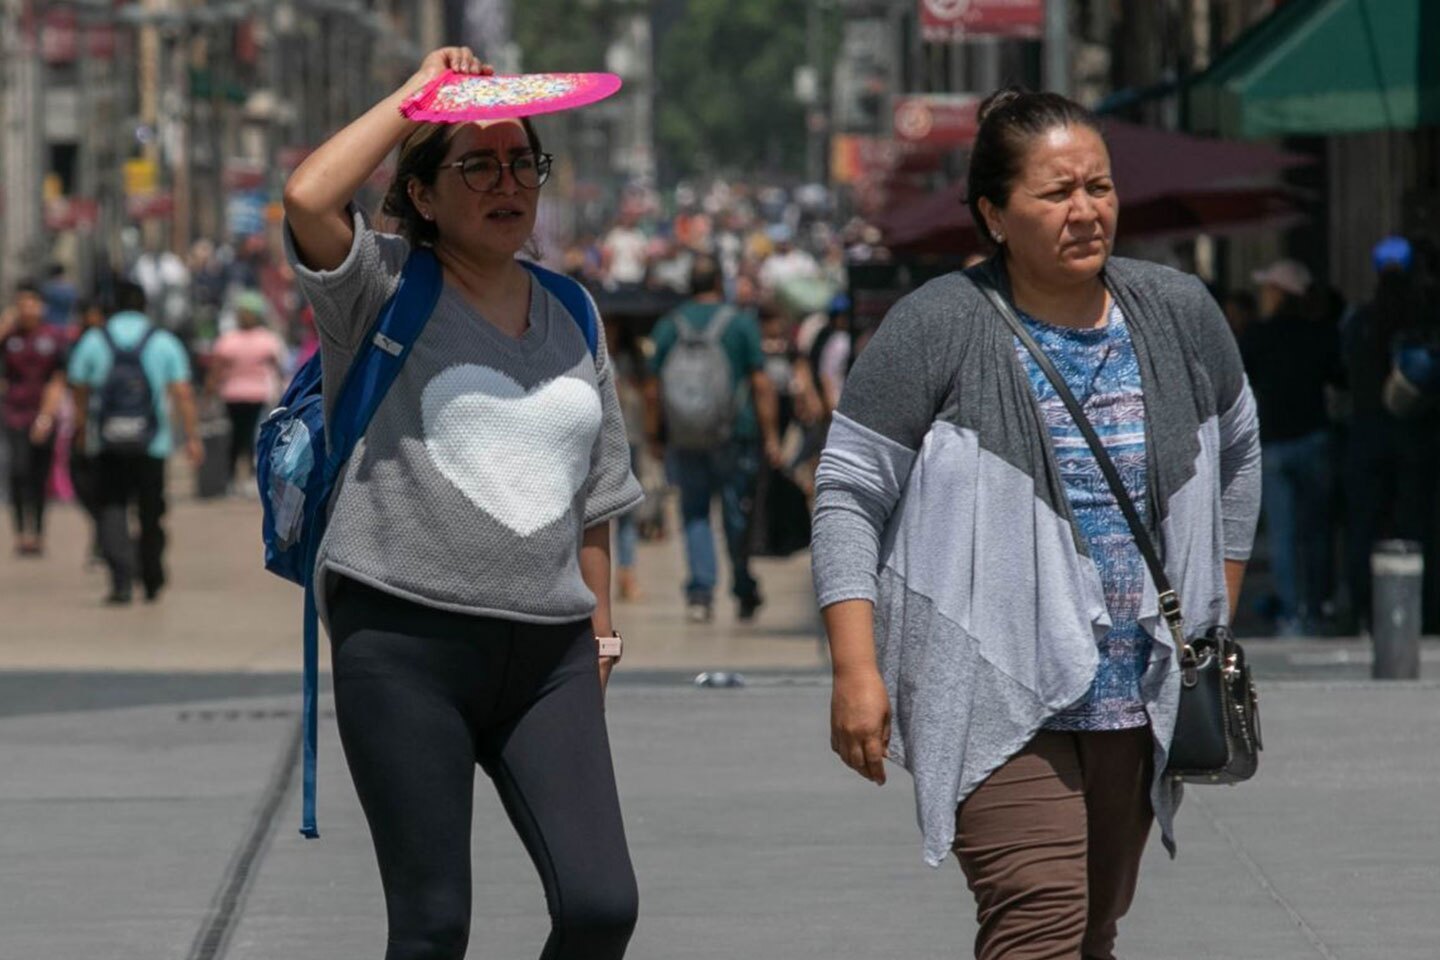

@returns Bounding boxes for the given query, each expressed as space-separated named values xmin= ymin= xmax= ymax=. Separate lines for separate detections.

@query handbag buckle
xmin=1158 ymin=590 xmax=1195 ymax=674
xmin=1180 ymin=647 xmax=1199 ymax=688
xmin=1158 ymin=589 xmax=1184 ymax=625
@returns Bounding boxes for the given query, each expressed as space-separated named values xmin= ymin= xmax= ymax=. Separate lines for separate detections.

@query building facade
xmin=0 ymin=0 xmax=448 ymax=299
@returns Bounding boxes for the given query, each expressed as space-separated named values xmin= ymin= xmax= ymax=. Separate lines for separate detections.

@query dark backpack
xmin=96 ymin=326 xmax=159 ymax=455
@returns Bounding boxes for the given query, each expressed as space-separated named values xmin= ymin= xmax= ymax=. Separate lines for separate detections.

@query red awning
xmin=876 ymin=118 xmax=1313 ymax=254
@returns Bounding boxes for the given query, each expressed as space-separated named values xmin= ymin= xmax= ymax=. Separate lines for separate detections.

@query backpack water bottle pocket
xmin=257 ymin=393 xmax=328 ymax=585
xmin=268 ymin=416 xmax=316 ymax=550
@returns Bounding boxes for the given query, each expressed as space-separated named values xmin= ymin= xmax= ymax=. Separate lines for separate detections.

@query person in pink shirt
xmin=206 ymin=290 xmax=287 ymax=492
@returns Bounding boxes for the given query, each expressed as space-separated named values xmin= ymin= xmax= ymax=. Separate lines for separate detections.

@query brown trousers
xmin=953 ymin=727 xmax=1154 ymax=960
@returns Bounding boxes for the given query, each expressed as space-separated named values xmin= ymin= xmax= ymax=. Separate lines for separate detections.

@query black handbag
xmin=974 ymin=273 xmax=1261 ymax=785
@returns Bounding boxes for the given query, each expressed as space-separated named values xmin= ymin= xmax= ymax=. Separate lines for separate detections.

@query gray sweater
xmin=286 ymin=207 xmax=642 ymax=626
xmin=811 ymin=257 xmax=1262 ymax=866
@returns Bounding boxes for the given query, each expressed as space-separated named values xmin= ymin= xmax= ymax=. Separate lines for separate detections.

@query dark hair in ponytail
xmin=966 ymin=87 xmax=1105 ymax=246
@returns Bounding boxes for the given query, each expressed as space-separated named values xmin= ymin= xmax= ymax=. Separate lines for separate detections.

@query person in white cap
xmin=1239 ymin=258 xmax=1344 ymax=635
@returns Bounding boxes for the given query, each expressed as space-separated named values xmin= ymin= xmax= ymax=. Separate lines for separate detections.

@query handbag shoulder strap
xmin=970 ymin=269 xmax=1190 ymax=654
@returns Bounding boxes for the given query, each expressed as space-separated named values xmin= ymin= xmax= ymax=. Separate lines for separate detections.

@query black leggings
xmin=329 ymin=578 xmax=638 ymax=960
xmin=225 ymin=401 xmax=264 ymax=481
xmin=5 ymin=426 xmax=53 ymax=538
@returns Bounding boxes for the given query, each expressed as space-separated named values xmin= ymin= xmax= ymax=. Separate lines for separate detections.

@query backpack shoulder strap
xmin=518 ymin=261 xmax=599 ymax=359
xmin=706 ymin=305 xmax=738 ymax=342
xmin=295 ymin=248 xmax=441 ymax=840
xmin=131 ymin=325 xmax=159 ymax=357
xmin=325 ymin=247 xmax=443 ymax=478
xmin=101 ymin=322 xmax=157 ymax=361
xmin=672 ymin=308 xmax=701 ymax=342
xmin=674 ymin=303 xmax=733 ymax=344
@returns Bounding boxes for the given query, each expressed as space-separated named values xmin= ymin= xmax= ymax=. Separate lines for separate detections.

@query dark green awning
xmin=1188 ymin=0 xmax=1440 ymax=138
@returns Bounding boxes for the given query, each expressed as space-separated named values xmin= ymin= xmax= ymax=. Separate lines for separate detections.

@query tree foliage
xmin=654 ymin=0 xmax=810 ymax=182
xmin=511 ymin=0 xmax=616 ymax=73
xmin=513 ymin=0 xmax=820 ymax=185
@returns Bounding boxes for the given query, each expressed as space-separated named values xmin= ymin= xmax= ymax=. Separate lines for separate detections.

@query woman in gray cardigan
xmin=812 ymin=88 xmax=1262 ymax=960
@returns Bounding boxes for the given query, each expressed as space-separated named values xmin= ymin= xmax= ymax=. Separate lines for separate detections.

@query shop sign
xmin=919 ymin=0 xmax=1044 ymax=42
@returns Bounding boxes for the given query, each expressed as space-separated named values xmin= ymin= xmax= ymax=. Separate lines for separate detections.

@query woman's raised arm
xmin=282 ymin=46 xmax=490 ymax=272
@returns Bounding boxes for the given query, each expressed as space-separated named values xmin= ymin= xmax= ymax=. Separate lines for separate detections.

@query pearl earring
xmin=994 ymin=233 xmax=1006 ymax=243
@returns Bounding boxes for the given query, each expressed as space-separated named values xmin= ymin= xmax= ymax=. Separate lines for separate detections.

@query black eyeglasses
xmin=441 ymin=152 xmax=554 ymax=193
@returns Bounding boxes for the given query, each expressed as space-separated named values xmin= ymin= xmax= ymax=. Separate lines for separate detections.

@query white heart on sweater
xmin=421 ymin=363 xmax=601 ymax=537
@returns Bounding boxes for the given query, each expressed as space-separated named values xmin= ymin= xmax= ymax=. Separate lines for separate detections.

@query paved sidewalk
xmin=6 ymin=495 xmax=1440 ymax=958
xmin=1 ymin=677 xmax=1437 ymax=959
xmin=1 ymin=499 xmax=826 ymax=673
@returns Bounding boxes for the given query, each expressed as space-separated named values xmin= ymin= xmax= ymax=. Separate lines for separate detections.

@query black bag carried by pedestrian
xmin=96 ymin=327 xmax=159 ymax=455
xmin=748 ymin=464 xmax=812 ymax=558
xmin=976 ymin=273 xmax=1261 ymax=786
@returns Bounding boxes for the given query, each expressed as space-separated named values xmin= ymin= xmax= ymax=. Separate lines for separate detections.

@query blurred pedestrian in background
xmin=601 ymin=209 xmax=649 ymax=291
xmin=607 ymin=319 xmax=649 ymax=603
xmin=1341 ymin=236 xmax=1440 ymax=631
xmin=68 ymin=281 xmax=201 ymax=604
xmin=283 ymin=45 xmax=641 ymax=960
xmin=810 ymin=293 xmax=854 ymax=417
xmin=1222 ymin=288 xmax=1258 ymax=339
xmin=815 ymin=88 xmax=1261 ymax=960
xmin=67 ymin=298 xmax=109 ymax=565
xmin=205 ymin=290 xmax=287 ymax=495
xmin=1 ymin=281 xmax=69 ymax=557
xmin=646 ymin=254 xmax=783 ymax=623
xmin=1240 ymin=259 xmax=1344 ymax=635
xmin=41 ymin=263 xmax=79 ymax=330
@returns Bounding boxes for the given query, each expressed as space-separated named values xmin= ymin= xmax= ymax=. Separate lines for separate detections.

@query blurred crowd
xmin=1220 ymin=236 xmax=1440 ymax=637
xmin=553 ymin=181 xmax=885 ymax=622
xmin=7 ymin=182 xmax=1439 ymax=639
xmin=561 ymin=180 xmax=888 ymax=302
xmin=0 ymin=232 xmax=308 ymax=601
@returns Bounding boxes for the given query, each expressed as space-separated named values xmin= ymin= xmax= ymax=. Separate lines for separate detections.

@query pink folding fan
xmin=399 ymin=71 xmax=624 ymax=122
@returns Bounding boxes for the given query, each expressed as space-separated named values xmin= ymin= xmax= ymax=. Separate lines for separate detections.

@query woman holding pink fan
xmin=283 ymin=46 xmax=640 ymax=960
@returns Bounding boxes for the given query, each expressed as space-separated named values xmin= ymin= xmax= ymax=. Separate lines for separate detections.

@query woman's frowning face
xmin=413 ymin=120 xmax=545 ymax=260
xmin=980 ymin=124 xmax=1118 ymax=287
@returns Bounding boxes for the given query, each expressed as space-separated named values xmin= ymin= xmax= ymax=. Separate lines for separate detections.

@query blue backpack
xmin=257 ymin=249 xmax=600 ymax=838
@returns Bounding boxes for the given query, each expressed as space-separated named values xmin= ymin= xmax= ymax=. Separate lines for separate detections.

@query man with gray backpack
xmin=647 ymin=255 xmax=783 ymax=622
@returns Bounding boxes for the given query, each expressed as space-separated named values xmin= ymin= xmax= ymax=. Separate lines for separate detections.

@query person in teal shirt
xmin=68 ymin=282 xmax=202 ymax=604
xmin=646 ymin=255 xmax=782 ymax=623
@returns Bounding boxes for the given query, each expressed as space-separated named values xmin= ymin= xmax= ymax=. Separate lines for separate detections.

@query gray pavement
xmin=2 ymin=675 xmax=1438 ymax=959
xmin=5 ymin=499 xmax=1440 ymax=958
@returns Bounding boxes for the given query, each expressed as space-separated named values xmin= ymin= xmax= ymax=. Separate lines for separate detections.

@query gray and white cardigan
xmin=811 ymin=257 xmax=1262 ymax=866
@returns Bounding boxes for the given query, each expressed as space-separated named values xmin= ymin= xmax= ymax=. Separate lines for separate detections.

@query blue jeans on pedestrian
xmin=1261 ymin=430 xmax=1333 ymax=626
xmin=615 ymin=511 xmax=639 ymax=570
xmin=615 ymin=444 xmax=642 ymax=571
xmin=669 ymin=442 xmax=760 ymax=605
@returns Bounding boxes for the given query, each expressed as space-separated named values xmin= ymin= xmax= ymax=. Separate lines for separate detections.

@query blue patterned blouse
xmin=1015 ymin=302 xmax=1153 ymax=732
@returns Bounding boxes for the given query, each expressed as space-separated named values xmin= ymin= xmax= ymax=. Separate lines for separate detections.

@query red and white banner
xmin=893 ymin=95 xmax=982 ymax=147
xmin=41 ymin=7 xmax=78 ymax=64
xmin=919 ymin=0 xmax=1045 ymax=42
xmin=126 ymin=192 xmax=175 ymax=222
xmin=44 ymin=196 xmax=100 ymax=232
